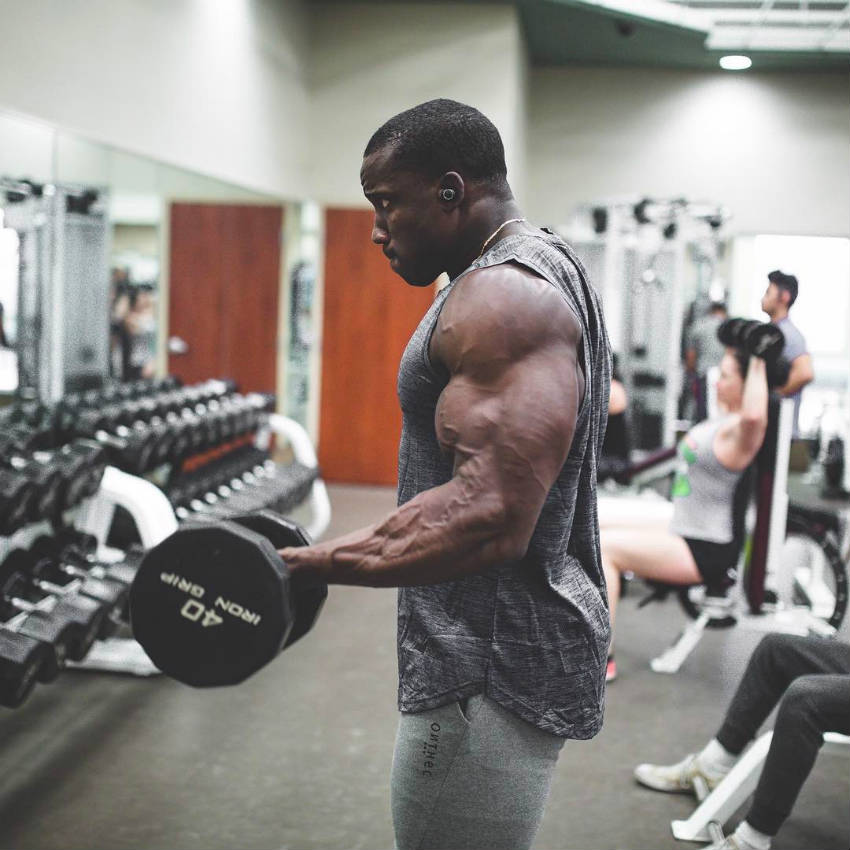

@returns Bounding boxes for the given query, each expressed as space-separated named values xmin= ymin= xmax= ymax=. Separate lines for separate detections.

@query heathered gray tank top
xmin=395 ymin=228 xmax=611 ymax=739
xmin=669 ymin=418 xmax=744 ymax=543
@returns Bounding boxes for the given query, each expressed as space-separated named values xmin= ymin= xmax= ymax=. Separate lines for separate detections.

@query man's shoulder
xmin=776 ymin=317 xmax=808 ymax=356
xmin=435 ymin=264 xmax=581 ymax=367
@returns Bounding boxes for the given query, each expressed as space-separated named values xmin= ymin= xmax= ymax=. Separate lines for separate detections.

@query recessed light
xmin=719 ymin=55 xmax=752 ymax=71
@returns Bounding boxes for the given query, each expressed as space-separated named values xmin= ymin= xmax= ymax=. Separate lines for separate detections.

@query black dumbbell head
xmin=17 ymin=612 xmax=74 ymax=682
xmin=229 ymin=511 xmax=324 ymax=649
xmin=743 ymin=322 xmax=784 ymax=362
xmin=716 ymin=317 xmax=748 ymax=348
xmin=53 ymin=596 xmax=105 ymax=661
xmin=0 ymin=470 xmax=36 ymax=536
xmin=767 ymin=356 xmax=791 ymax=389
xmin=0 ymin=630 xmax=49 ymax=707
xmin=129 ymin=522 xmax=296 ymax=687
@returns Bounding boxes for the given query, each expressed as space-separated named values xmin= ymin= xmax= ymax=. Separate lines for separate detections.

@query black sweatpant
xmin=715 ymin=633 xmax=850 ymax=836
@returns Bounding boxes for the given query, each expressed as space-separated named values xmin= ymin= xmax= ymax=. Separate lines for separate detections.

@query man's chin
xmin=396 ymin=266 xmax=437 ymax=287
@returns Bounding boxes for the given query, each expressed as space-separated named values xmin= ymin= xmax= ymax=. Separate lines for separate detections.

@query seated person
xmin=601 ymin=347 xmax=770 ymax=682
xmin=634 ymin=632 xmax=850 ymax=850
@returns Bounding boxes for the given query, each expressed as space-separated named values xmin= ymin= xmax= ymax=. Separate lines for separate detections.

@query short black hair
xmin=768 ymin=270 xmax=798 ymax=307
xmin=731 ymin=347 xmax=750 ymax=380
xmin=364 ymin=99 xmax=508 ymax=185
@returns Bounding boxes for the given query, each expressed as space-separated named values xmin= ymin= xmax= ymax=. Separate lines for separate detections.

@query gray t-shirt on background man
xmin=776 ymin=316 xmax=808 ymax=436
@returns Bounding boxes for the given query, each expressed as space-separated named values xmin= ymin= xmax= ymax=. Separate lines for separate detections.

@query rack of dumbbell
xmin=44 ymin=377 xmax=319 ymax=526
xmin=0 ymin=402 xmax=132 ymax=708
xmin=0 ymin=526 xmax=143 ymax=708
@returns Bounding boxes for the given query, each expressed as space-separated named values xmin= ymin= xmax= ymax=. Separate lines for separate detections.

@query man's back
xmin=776 ymin=315 xmax=808 ymax=434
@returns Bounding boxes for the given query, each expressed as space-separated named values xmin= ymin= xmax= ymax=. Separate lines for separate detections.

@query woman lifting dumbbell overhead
xmin=600 ymin=320 xmax=787 ymax=683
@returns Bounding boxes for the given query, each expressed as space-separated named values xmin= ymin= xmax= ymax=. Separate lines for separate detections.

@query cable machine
xmin=565 ymin=196 xmax=731 ymax=449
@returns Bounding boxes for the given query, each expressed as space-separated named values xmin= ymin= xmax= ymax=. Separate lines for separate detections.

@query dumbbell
xmin=0 ymin=429 xmax=65 ymax=522
xmin=118 ymin=403 xmax=176 ymax=467
xmin=0 ymin=469 xmax=37 ymax=536
xmin=0 ymin=629 xmax=51 ymax=708
xmin=26 ymin=444 xmax=96 ymax=514
xmin=60 ymin=439 xmax=107 ymax=500
xmin=0 ymin=563 xmax=105 ymax=695
xmin=3 ymin=549 xmax=128 ymax=639
xmin=130 ymin=510 xmax=327 ymax=687
xmin=46 ymin=527 xmax=146 ymax=579
xmin=2 ymin=592 xmax=82 ymax=682
xmin=74 ymin=407 xmax=158 ymax=475
xmin=3 ymin=432 xmax=103 ymax=517
xmin=717 ymin=318 xmax=791 ymax=388
xmin=717 ymin=318 xmax=785 ymax=362
xmin=30 ymin=535 xmax=140 ymax=592
xmin=171 ymin=455 xmax=281 ymax=521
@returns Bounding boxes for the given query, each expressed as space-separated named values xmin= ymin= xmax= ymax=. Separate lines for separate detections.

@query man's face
xmin=761 ymin=282 xmax=784 ymax=316
xmin=360 ymin=147 xmax=447 ymax=286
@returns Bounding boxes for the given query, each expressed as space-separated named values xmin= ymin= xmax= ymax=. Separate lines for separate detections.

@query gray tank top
xmin=669 ymin=418 xmax=744 ymax=543
xmin=395 ymin=228 xmax=611 ymax=739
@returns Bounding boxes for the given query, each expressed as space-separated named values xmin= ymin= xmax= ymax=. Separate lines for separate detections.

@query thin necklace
xmin=474 ymin=217 xmax=527 ymax=262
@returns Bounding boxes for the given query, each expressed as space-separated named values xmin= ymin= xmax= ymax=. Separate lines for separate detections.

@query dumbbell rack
xmin=1 ymin=377 xmax=330 ymax=684
xmin=75 ymin=414 xmax=330 ymax=549
xmin=66 ymin=412 xmax=330 ymax=676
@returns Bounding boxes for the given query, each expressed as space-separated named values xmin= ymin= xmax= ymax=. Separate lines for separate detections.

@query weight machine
xmin=566 ymin=197 xmax=730 ymax=449
xmin=1 ymin=177 xmax=111 ymax=402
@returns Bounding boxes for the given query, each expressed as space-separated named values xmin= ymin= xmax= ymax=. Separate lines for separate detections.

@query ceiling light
xmin=719 ymin=55 xmax=752 ymax=71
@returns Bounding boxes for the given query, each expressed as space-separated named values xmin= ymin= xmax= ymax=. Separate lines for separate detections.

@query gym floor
xmin=0 ymin=485 xmax=847 ymax=850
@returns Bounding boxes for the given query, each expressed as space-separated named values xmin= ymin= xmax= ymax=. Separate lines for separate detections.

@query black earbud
xmin=439 ymin=188 xmax=456 ymax=202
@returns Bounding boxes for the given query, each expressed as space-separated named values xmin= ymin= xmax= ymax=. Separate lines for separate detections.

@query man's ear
xmin=437 ymin=172 xmax=464 ymax=209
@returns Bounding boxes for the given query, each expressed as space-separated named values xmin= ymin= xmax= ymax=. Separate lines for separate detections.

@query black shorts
xmin=683 ymin=537 xmax=741 ymax=592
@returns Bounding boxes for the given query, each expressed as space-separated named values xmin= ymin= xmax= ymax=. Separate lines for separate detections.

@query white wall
xmin=306 ymin=2 xmax=527 ymax=206
xmin=0 ymin=0 xmax=310 ymax=199
xmin=528 ymin=67 xmax=850 ymax=237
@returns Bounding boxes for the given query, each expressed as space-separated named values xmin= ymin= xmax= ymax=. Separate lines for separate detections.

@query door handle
xmin=168 ymin=336 xmax=189 ymax=355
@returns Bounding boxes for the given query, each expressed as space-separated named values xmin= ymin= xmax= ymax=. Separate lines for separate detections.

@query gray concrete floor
xmin=0 ymin=484 xmax=846 ymax=850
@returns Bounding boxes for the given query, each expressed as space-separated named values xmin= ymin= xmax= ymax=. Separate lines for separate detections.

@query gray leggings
xmin=391 ymin=694 xmax=565 ymax=850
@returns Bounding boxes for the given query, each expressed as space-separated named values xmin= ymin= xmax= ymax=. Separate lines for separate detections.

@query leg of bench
xmin=651 ymin=612 xmax=711 ymax=674
xmin=671 ymin=731 xmax=773 ymax=842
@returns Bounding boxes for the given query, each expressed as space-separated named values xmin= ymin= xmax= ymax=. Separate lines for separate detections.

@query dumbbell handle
xmin=2 ymin=593 xmax=57 ymax=624
xmin=34 ymin=577 xmax=77 ymax=597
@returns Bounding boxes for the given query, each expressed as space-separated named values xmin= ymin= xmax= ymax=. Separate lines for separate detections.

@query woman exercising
xmin=601 ymin=342 xmax=770 ymax=682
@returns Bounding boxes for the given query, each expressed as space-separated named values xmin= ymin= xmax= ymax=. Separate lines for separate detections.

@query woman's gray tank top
xmin=395 ymin=228 xmax=611 ymax=739
xmin=669 ymin=418 xmax=745 ymax=543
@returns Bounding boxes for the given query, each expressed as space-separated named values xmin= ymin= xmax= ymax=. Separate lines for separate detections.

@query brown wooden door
xmin=319 ymin=208 xmax=436 ymax=485
xmin=168 ymin=203 xmax=283 ymax=393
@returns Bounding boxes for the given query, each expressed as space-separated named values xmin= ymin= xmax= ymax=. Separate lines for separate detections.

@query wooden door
xmin=168 ymin=203 xmax=282 ymax=393
xmin=319 ymin=209 xmax=435 ymax=485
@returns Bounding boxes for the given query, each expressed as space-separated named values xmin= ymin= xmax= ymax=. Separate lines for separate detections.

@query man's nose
xmin=371 ymin=220 xmax=388 ymax=244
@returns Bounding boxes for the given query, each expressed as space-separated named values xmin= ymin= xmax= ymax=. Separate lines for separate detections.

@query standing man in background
xmin=760 ymin=270 xmax=813 ymax=436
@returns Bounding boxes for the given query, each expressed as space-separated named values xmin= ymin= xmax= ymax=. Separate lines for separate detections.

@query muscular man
xmin=761 ymin=270 xmax=813 ymax=436
xmin=280 ymin=99 xmax=611 ymax=850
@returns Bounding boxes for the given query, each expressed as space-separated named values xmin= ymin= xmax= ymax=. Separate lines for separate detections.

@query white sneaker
xmin=634 ymin=753 xmax=726 ymax=795
xmin=704 ymin=836 xmax=745 ymax=850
